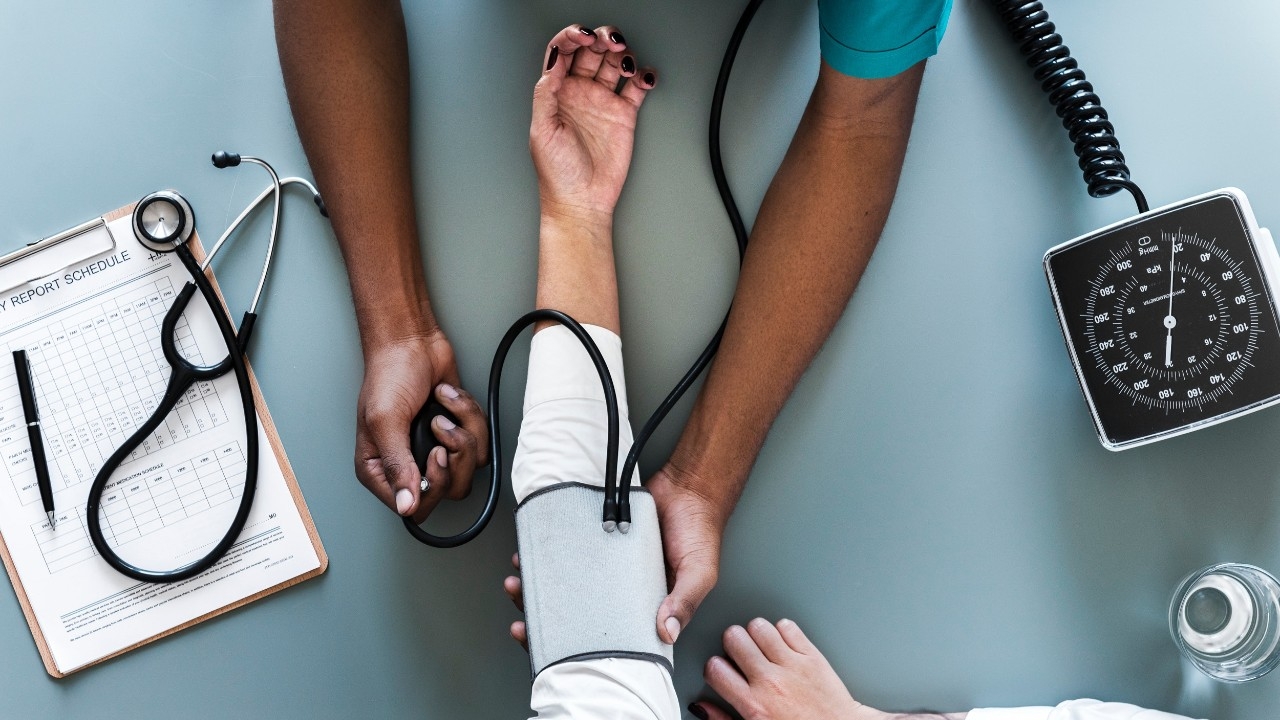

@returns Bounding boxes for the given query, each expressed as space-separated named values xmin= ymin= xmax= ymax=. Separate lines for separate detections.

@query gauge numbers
xmin=1084 ymin=230 xmax=1260 ymax=410
xmin=1045 ymin=189 xmax=1280 ymax=450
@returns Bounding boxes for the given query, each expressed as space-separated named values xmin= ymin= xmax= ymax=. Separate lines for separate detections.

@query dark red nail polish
xmin=688 ymin=704 xmax=708 ymax=720
xmin=610 ymin=31 xmax=626 ymax=45
xmin=580 ymin=26 xmax=595 ymax=37
xmin=621 ymin=56 xmax=635 ymax=74
xmin=546 ymin=46 xmax=559 ymax=71
xmin=643 ymin=72 xmax=656 ymax=86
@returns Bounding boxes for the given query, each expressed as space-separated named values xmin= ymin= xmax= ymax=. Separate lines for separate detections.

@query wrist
xmin=357 ymin=304 xmax=441 ymax=359
xmin=663 ymin=419 xmax=754 ymax=524
xmin=656 ymin=458 xmax=736 ymax=532
xmin=539 ymin=200 xmax=614 ymax=239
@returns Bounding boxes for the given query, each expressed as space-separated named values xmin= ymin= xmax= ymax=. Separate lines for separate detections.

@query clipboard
xmin=0 ymin=202 xmax=327 ymax=677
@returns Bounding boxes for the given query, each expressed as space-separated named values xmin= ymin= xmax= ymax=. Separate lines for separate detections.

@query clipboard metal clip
xmin=0 ymin=218 xmax=118 ymax=295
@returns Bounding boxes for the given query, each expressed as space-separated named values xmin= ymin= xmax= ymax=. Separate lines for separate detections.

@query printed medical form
xmin=0 ymin=214 xmax=322 ymax=674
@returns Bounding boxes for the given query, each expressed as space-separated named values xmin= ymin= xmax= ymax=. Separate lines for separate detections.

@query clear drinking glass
xmin=1169 ymin=562 xmax=1280 ymax=682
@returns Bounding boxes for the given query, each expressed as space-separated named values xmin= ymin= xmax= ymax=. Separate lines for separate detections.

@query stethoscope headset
xmin=86 ymin=152 xmax=326 ymax=582
xmin=403 ymin=0 xmax=766 ymax=547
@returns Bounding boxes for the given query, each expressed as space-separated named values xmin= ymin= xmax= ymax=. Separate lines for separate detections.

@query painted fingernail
xmin=610 ymin=31 xmax=626 ymax=45
xmin=688 ymin=704 xmax=708 ymax=720
xmin=621 ymin=56 xmax=635 ymax=74
xmin=434 ymin=445 xmax=449 ymax=469
xmin=580 ymin=26 xmax=595 ymax=37
xmin=395 ymin=488 xmax=413 ymax=515
xmin=435 ymin=414 xmax=456 ymax=431
xmin=546 ymin=46 xmax=559 ymax=71
xmin=665 ymin=616 xmax=681 ymax=643
xmin=643 ymin=72 xmax=656 ymax=86
xmin=438 ymin=383 xmax=460 ymax=399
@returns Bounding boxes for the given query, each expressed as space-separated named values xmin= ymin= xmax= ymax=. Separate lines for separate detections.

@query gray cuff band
xmin=515 ymin=482 xmax=673 ymax=679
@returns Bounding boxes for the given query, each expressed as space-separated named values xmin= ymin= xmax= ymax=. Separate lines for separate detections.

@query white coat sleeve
xmin=969 ymin=699 xmax=1202 ymax=720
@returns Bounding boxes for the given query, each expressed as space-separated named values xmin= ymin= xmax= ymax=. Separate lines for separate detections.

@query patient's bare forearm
xmin=273 ymin=0 xmax=433 ymax=353
xmin=535 ymin=210 xmax=619 ymax=334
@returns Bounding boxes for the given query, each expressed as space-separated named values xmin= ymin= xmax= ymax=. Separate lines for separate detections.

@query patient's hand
xmin=531 ymin=24 xmax=657 ymax=222
xmin=692 ymin=619 xmax=966 ymax=720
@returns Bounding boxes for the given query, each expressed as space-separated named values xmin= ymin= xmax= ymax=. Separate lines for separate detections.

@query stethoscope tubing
xmin=403 ymin=308 xmax=621 ymax=546
xmin=85 ymin=244 xmax=260 ymax=583
xmin=84 ymin=160 xmax=322 ymax=582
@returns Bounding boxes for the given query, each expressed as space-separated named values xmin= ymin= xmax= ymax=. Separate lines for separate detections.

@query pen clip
xmin=12 ymin=349 xmax=37 ymax=419
xmin=23 ymin=351 xmax=37 ymax=419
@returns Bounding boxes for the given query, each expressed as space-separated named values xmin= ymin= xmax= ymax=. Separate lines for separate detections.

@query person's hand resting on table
xmin=690 ymin=618 xmax=963 ymax=720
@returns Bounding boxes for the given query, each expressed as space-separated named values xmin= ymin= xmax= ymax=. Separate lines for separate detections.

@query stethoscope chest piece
xmin=133 ymin=190 xmax=194 ymax=252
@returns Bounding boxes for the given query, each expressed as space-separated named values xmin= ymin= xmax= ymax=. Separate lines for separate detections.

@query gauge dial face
xmin=1046 ymin=192 xmax=1280 ymax=449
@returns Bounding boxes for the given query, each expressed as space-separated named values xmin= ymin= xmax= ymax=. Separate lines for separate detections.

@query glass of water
xmin=1169 ymin=562 xmax=1280 ymax=682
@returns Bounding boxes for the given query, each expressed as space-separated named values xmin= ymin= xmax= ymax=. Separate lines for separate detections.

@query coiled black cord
xmin=992 ymin=0 xmax=1148 ymax=213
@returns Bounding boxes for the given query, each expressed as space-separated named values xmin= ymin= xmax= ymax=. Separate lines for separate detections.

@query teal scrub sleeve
xmin=818 ymin=0 xmax=954 ymax=79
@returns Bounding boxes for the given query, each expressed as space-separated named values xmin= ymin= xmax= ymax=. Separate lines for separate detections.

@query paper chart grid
xmin=0 ymin=277 xmax=231 ymax=506
xmin=29 ymin=441 xmax=247 ymax=574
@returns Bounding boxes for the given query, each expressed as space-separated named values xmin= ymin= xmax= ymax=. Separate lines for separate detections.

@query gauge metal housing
xmin=1045 ymin=188 xmax=1280 ymax=450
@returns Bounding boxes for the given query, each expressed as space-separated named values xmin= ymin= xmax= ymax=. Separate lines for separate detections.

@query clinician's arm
xmin=273 ymin=0 xmax=488 ymax=521
xmin=650 ymin=61 xmax=926 ymax=642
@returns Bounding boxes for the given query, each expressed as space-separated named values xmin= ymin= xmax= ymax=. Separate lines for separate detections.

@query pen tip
xmin=47 ymin=511 xmax=56 ymax=529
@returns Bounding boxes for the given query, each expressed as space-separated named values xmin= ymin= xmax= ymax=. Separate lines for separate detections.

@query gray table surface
xmin=2 ymin=1 xmax=1278 ymax=717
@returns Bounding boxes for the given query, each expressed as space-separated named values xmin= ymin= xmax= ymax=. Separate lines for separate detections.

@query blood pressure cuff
xmin=515 ymin=482 xmax=673 ymax=679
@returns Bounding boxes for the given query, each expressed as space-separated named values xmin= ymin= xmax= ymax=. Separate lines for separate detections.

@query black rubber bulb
xmin=409 ymin=400 xmax=460 ymax=476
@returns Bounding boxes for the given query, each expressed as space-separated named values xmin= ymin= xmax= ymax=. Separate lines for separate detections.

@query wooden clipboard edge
xmin=0 ymin=204 xmax=328 ymax=678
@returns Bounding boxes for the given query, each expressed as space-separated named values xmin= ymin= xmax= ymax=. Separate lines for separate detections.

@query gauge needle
xmin=1165 ymin=239 xmax=1178 ymax=367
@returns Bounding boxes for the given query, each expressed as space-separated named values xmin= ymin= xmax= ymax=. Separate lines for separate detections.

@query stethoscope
xmin=85 ymin=151 xmax=326 ymax=583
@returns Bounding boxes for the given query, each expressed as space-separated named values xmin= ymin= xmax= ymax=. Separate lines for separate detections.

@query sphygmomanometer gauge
xmin=1045 ymin=189 xmax=1280 ymax=450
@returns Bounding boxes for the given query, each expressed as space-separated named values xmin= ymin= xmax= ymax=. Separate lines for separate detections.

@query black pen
xmin=13 ymin=350 xmax=54 ymax=528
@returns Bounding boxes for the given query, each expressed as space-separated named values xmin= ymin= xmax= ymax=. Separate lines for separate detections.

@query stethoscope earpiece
xmin=211 ymin=151 xmax=242 ymax=169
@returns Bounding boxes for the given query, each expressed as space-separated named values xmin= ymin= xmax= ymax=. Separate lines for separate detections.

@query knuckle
xmin=678 ymin=593 xmax=704 ymax=619
xmin=364 ymin=406 xmax=399 ymax=434
xmin=381 ymin=457 xmax=411 ymax=484
xmin=758 ymin=673 xmax=788 ymax=699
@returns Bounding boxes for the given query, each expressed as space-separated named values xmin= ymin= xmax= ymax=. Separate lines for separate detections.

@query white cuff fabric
xmin=970 ymin=699 xmax=1201 ymax=720
xmin=512 ymin=324 xmax=639 ymax=504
